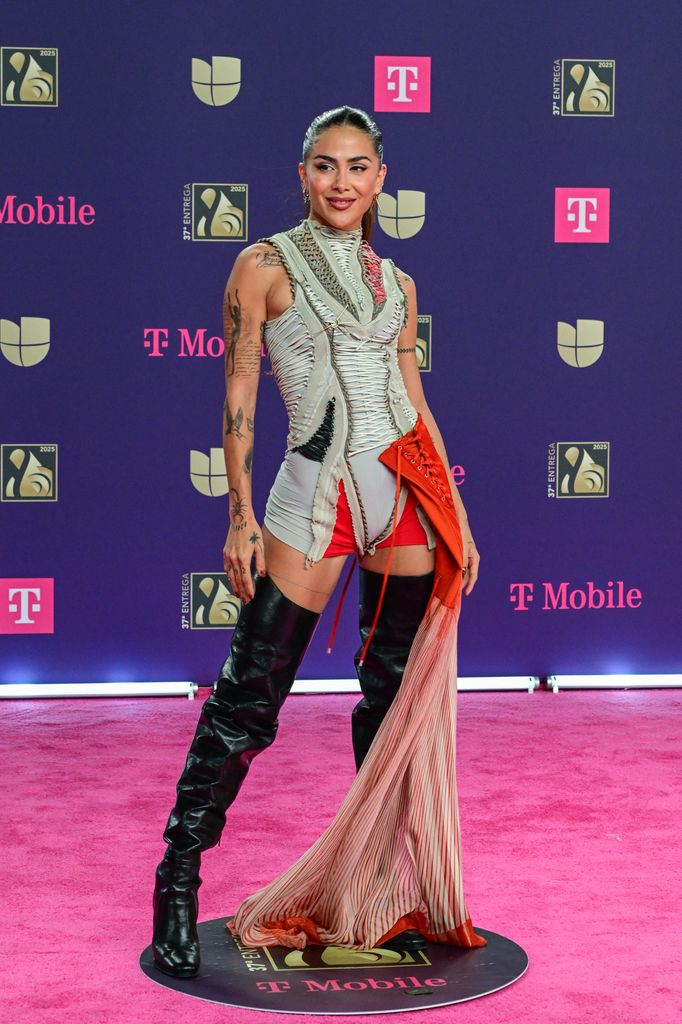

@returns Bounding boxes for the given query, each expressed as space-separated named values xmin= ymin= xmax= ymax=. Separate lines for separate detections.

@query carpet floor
xmin=4 ymin=687 xmax=680 ymax=1023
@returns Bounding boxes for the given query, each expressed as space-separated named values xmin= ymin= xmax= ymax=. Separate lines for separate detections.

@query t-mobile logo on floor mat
xmin=554 ymin=187 xmax=610 ymax=242
xmin=0 ymin=578 xmax=54 ymax=633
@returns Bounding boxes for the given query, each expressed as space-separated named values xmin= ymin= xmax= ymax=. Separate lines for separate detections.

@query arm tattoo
xmin=223 ymin=287 xmax=261 ymax=378
xmin=243 ymin=445 xmax=253 ymax=474
xmin=224 ymin=397 xmax=245 ymax=440
xmin=256 ymin=251 xmax=284 ymax=268
xmin=397 ymin=346 xmax=417 ymax=353
xmin=224 ymin=288 xmax=242 ymax=376
xmin=229 ymin=487 xmax=249 ymax=531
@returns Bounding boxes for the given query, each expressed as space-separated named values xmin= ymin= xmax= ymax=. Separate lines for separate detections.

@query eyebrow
xmin=312 ymin=154 xmax=372 ymax=163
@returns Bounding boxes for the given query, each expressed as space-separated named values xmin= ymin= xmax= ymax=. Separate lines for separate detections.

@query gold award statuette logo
xmin=185 ymin=183 xmax=248 ymax=241
xmin=191 ymin=56 xmax=241 ymax=106
xmin=377 ymin=189 xmax=425 ymax=239
xmin=0 ymin=317 xmax=50 ymax=366
xmin=557 ymin=319 xmax=604 ymax=367
xmin=191 ymin=573 xmax=241 ymax=629
xmin=547 ymin=442 xmax=610 ymax=498
xmin=1 ymin=445 xmax=57 ymax=501
xmin=190 ymin=448 xmax=228 ymax=497
xmin=1 ymin=47 xmax=57 ymax=106
xmin=416 ymin=315 xmax=431 ymax=372
xmin=553 ymin=59 xmax=614 ymax=116
xmin=262 ymin=942 xmax=431 ymax=972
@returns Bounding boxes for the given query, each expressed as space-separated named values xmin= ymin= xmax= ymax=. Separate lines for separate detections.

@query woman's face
xmin=300 ymin=125 xmax=386 ymax=231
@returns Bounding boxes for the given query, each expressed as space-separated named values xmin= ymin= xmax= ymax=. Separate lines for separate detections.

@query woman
xmin=152 ymin=105 xmax=484 ymax=978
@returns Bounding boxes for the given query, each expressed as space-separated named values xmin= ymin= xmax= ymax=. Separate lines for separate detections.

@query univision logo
xmin=190 ymin=448 xmax=228 ymax=496
xmin=557 ymin=320 xmax=604 ymax=367
xmin=0 ymin=316 xmax=50 ymax=366
xmin=376 ymin=190 xmax=425 ymax=239
xmin=191 ymin=56 xmax=241 ymax=105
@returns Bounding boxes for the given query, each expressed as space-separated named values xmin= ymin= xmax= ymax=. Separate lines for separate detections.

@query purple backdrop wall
xmin=2 ymin=1 xmax=680 ymax=685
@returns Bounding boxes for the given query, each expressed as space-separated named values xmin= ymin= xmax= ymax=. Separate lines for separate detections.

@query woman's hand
xmin=459 ymin=520 xmax=480 ymax=596
xmin=223 ymin=516 xmax=267 ymax=604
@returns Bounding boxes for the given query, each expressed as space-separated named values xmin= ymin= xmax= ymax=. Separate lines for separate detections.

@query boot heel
xmin=152 ymin=849 xmax=202 ymax=977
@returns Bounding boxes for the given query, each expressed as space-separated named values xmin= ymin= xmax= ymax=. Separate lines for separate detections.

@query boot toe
xmin=152 ymin=940 xmax=200 ymax=977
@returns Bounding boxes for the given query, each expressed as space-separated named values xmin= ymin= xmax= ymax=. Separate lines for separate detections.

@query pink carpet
xmin=4 ymin=688 xmax=681 ymax=1023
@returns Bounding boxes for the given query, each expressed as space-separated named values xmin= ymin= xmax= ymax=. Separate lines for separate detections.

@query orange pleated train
xmin=226 ymin=412 xmax=487 ymax=951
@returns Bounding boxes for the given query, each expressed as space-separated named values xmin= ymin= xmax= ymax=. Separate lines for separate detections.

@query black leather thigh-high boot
xmin=352 ymin=566 xmax=434 ymax=771
xmin=152 ymin=572 xmax=321 ymax=978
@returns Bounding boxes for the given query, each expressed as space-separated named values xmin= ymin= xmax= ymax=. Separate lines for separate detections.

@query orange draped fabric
xmin=226 ymin=413 xmax=487 ymax=951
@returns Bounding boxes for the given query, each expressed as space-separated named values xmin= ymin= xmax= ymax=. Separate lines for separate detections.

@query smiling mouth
xmin=327 ymin=198 xmax=355 ymax=207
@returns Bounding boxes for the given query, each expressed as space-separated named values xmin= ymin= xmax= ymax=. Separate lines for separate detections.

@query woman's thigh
xmin=359 ymin=543 xmax=435 ymax=576
xmin=262 ymin=524 xmax=351 ymax=613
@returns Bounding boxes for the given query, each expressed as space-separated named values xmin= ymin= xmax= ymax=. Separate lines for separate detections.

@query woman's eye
xmin=314 ymin=163 xmax=367 ymax=172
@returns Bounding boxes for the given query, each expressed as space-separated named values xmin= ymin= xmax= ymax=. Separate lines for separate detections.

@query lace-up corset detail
xmin=261 ymin=218 xmax=416 ymax=457
xmin=399 ymin=438 xmax=454 ymax=507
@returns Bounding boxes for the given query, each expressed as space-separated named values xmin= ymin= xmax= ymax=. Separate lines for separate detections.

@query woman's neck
xmin=306 ymin=215 xmax=362 ymax=239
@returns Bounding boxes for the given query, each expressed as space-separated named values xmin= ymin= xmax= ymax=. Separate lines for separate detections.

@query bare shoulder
xmin=235 ymin=241 xmax=285 ymax=272
xmin=392 ymin=264 xmax=417 ymax=300
xmin=224 ymin=242 xmax=288 ymax=303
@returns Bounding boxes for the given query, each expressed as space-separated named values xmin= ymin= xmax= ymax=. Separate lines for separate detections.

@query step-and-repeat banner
xmin=2 ymin=4 xmax=679 ymax=685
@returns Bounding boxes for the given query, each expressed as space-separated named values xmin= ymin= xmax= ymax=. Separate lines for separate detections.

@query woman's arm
xmin=221 ymin=244 xmax=284 ymax=602
xmin=393 ymin=267 xmax=480 ymax=595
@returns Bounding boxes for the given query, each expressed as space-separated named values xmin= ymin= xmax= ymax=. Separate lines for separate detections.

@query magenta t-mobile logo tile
xmin=555 ymin=187 xmax=610 ymax=242
xmin=0 ymin=578 xmax=54 ymax=633
xmin=374 ymin=56 xmax=431 ymax=112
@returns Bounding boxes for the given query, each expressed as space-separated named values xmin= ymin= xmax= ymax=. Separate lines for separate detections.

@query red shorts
xmin=323 ymin=477 xmax=429 ymax=558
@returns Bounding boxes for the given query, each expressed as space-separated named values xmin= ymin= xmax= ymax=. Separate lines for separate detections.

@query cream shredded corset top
xmin=259 ymin=217 xmax=418 ymax=458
